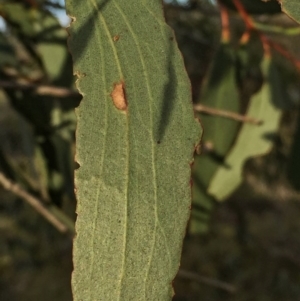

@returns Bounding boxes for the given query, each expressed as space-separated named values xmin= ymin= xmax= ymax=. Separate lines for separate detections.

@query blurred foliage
xmin=191 ymin=41 xmax=240 ymax=233
xmin=208 ymin=56 xmax=282 ymax=201
xmin=1 ymin=0 xmax=300 ymax=301
xmin=219 ymin=0 xmax=281 ymax=14
xmin=0 ymin=1 xmax=77 ymax=300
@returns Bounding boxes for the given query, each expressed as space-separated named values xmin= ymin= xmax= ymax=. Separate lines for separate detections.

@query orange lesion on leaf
xmin=113 ymin=35 xmax=120 ymax=42
xmin=110 ymin=81 xmax=127 ymax=111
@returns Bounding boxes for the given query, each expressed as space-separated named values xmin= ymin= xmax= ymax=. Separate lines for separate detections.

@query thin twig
xmin=0 ymin=81 xmax=80 ymax=99
xmin=0 ymin=172 xmax=70 ymax=233
xmin=253 ymin=21 xmax=300 ymax=36
xmin=177 ymin=269 xmax=236 ymax=293
xmin=232 ymin=0 xmax=253 ymax=30
xmin=194 ymin=104 xmax=262 ymax=125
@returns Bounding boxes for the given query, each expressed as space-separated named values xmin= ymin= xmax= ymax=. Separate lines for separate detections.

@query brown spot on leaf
xmin=113 ymin=35 xmax=120 ymax=42
xmin=111 ymin=81 xmax=127 ymax=111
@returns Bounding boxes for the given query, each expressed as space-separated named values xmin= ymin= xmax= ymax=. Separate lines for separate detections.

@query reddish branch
xmin=233 ymin=0 xmax=300 ymax=67
xmin=219 ymin=1 xmax=230 ymax=42
xmin=232 ymin=0 xmax=253 ymax=30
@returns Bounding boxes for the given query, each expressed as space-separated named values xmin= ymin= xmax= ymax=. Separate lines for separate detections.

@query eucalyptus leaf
xmin=66 ymin=0 xmax=201 ymax=300
xmin=280 ymin=0 xmax=300 ymax=23
xmin=208 ymin=56 xmax=282 ymax=201
xmin=191 ymin=43 xmax=240 ymax=233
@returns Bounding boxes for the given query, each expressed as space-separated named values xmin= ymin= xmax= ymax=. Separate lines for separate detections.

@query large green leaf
xmin=280 ymin=0 xmax=300 ymax=23
xmin=66 ymin=1 xmax=201 ymax=300
xmin=208 ymin=57 xmax=282 ymax=201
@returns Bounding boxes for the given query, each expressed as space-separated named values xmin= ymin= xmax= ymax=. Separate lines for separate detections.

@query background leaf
xmin=208 ymin=56 xmax=282 ymax=201
xmin=191 ymin=43 xmax=240 ymax=233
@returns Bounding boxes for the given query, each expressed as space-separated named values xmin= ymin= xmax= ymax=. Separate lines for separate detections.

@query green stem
xmin=253 ymin=21 xmax=300 ymax=36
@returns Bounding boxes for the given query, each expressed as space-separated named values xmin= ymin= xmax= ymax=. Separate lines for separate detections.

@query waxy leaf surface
xmin=66 ymin=0 xmax=201 ymax=300
xmin=280 ymin=0 xmax=300 ymax=23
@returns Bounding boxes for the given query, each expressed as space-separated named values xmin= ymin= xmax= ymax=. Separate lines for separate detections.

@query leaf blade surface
xmin=66 ymin=1 xmax=201 ymax=300
xmin=280 ymin=0 xmax=300 ymax=23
